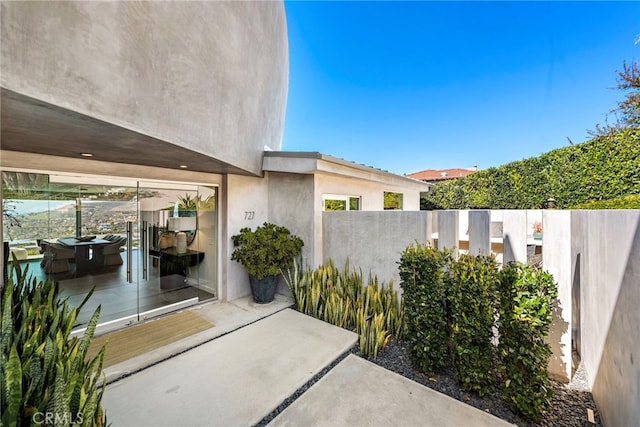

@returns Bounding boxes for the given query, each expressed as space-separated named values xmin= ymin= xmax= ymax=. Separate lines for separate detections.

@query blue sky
xmin=282 ymin=1 xmax=640 ymax=175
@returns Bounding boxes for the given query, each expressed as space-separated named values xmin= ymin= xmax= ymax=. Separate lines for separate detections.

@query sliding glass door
xmin=2 ymin=171 xmax=217 ymax=331
xmin=137 ymin=182 xmax=216 ymax=319
xmin=46 ymin=175 xmax=140 ymax=326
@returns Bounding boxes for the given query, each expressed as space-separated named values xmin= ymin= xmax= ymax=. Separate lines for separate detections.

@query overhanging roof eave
xmin=262 ymin=151 xmax=431 ymax=190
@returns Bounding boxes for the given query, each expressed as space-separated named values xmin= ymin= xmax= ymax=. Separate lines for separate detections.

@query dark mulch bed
xmin=357 ymin=339 xmax=601 ymax=427
xmin=255 ymin=338 xmax=600 ymax=427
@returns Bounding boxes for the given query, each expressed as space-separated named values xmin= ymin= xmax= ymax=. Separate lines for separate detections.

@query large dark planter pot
xmin=249 ymin=274 xmax=279 ymax=304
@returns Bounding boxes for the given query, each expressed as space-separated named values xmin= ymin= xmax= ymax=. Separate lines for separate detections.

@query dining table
xmin=57 ymin=237 xmax=112 ymax=274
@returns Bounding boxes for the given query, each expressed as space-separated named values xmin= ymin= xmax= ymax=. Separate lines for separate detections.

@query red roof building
xmin=407 ymin=167 xmax=477 ymax=183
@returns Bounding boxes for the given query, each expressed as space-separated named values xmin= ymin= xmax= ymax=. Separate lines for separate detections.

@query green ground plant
xmin=1 ymin=261 xmax=108 ymax=427
xmin=399 ymin=246 xmax=558 ymax=420
xmin=448 ymin=254 xmax=500 ymax=396
xmin=231 ymin=222 xmax=304 ymax=280
xmin=497 ymin=262 xmax=557 ymax=420
xmin=284 ymin=259 xmax=403 ymax=358
xmin=398 ymin=243 xmax=451 ymax=373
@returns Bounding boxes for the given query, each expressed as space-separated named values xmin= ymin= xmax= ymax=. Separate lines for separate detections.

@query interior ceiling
xmin=0 ymin=88 xmax=251 ymax=176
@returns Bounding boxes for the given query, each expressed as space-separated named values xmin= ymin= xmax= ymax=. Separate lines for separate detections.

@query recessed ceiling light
xmin=80 ymin=153 xmax=94 ymax=157
xmin=179 ymin=165 xmax=188 ymax=169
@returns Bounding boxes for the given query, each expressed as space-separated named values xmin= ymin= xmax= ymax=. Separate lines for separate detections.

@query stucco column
xmin=502 ymin=210 xmax=528 ymax=263
xmin=468 ymin=210 xmax=490 ymax=256
xmin=437 ymin=210 xmax=459 ymax=259
xmin=543 ymin=210 xmax=572 ymax=382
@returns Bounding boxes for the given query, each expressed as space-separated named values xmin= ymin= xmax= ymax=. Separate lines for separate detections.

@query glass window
xmin=322 ymin=194 xmax=361 ymax=211
xmin=383 ymin=191 xmax=403 ymax=210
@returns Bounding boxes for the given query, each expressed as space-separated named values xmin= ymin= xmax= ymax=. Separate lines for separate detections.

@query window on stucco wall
xmin=383 ymin=191 xmax=403 ymax=210
xmin=323 ymin=194 xmax=361 ymax=211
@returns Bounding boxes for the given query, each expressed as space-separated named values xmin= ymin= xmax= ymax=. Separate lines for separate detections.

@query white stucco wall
xmin=267 ymin=172 xmax=315 ymax=265
xmin=1 ymin=1 xmax=288 ymax=175
xmin=571 ymin=210 xmax=640 ymax=427
xmin=322 ymin=211 xmax=432 ymax=287
xmin=223 ymin=175 xmax=269 ymax=301
xmin=315 ymin=173 xmax=423 ymax=211
xmin=542 ymin=210 xmax=573 ymax=382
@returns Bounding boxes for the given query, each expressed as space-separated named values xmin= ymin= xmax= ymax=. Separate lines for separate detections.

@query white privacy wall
xmin=321 ymin=209 xmax=640 ymax=427
xmin=571 ymin=210 xmax=640 ymax=427
xmin=322 ymin=211 xmax=431 ymax=288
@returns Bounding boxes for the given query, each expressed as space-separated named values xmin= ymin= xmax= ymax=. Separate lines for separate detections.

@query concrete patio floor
xmin=269 ymin=354 xmax=514 ymax=427
xmin=101 ymin=299 xmax=514 ymax=427
xmin=102 ymin=307 xmax=357 ymax=426
xmin=99 ymin=294 xmax=294 ymax=384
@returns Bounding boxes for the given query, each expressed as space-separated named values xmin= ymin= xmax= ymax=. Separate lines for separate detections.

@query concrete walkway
xmin=102 ymin=304 xmax=514 ymax=427
xmin=269 ymin=354 xmax=514 ymax=427
xmin=102 ymin=308 xmax=357 ymax=426
xmin=99 ymin=294 xmax=294 ymax=384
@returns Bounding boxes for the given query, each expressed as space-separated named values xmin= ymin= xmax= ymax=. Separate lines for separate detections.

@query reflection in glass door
xmin=138 ymin=183 xmax=214 ymax=318
xmin=46 ymin=175 xmax=140 ymax=327
xmin=2 ymin=171 xmax=217 ymax=333
xmin=140 ymin=183 xmax=217 ymax=309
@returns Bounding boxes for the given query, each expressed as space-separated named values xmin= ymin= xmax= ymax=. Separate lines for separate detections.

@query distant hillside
xmin=422 ymin=127 xmax=639 ymax=209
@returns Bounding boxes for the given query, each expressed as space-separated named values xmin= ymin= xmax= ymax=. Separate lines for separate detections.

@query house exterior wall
xmin=223 ymin=175 xmax=270 ymax=301
xmin=314 ymin=173 xmax=425 ymax=267
xmin=571 ymin=210 xmax=640 ymax=427
xmin=267 ymin=172 xmax=315 ymax=264
xmin=322 ymin=211 xmax=432 ymax=288
xmin=314 ymin=173 xmax=423 ymax=211
xmin=218 ymin=169 xmax=428 ymax=300
xmin=0 ymin=1 xmax=288 ymax=175
xmin=267 ymin=172 xmax=315 ymax=294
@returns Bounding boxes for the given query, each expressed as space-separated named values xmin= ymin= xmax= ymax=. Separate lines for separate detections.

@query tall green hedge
xmin=398 ymin=244 xmax=451 ymax=373
xmin=448 ymin=254 xmax=500 ymax=396
xmin=497 ymin=263 xmax=557 ymax=420
xmin=573 ymin=193 xmax=640 ymax=209
xmin=399 ymin=248 xmax=559 ymax=420
xmin=423 ymin=128 xmax=640 ymax=209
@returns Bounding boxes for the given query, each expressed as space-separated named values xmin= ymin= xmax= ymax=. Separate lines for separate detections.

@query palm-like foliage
xmin=1 ymin=260 xmax=108 ymax=426
xmin=284 ymin=259 xmax=403 ymax=358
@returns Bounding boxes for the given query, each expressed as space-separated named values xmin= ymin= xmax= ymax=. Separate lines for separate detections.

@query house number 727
xmin=244 ymin=211 xmax=255 ymax=220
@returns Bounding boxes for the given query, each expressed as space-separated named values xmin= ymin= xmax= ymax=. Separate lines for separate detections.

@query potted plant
xmin=231 ymin=222 xmax=304 ymax=303
xmin=532 ymin=221 xmax=543 ymax=240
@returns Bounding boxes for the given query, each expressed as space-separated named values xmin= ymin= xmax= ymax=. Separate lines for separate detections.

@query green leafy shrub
xmin=1 ymin=262 xmax=108 ymax=426
xmin=399 ymin=244 xmax=559 ymax=419
xmin=398 ymin=243 xmax=451 ymax=373
xmin=448 ymin=254 xmax=500 ymax=396
xmin=231 ymin=222 xmax=304 ymax=280
xmin=573 ymin=193 xmax=640 ymax=209
xmin=422 ymin=128 xmax=640 ymax=209
xmin=497 ymin=262 xmax=558 ymax=420
xmin=284 ymin=259 xmax=403 ymax=358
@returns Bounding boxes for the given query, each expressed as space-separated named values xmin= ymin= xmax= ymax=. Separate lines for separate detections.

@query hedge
xmin=399 ymin=248 xmax=559 ymax=420
xmin=497 ymin=263 xmax=557 ymax=420
xmin=423 ymin=128 xmax=640 ymax=209
xmin=398 ymin=243 xmax=451 ymax=373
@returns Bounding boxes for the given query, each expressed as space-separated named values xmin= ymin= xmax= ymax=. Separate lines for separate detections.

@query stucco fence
xmin=321 ymin=209 xmax=639 ymax=427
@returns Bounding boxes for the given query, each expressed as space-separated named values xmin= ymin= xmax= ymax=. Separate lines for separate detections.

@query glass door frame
xmin=2 ymin=169 xmax=218 ymax=336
